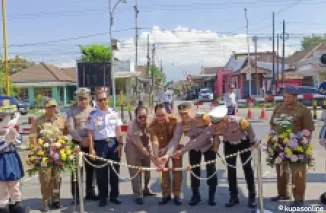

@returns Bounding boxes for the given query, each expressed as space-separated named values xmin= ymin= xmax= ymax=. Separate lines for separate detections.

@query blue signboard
xmin=318 ymin=82 xmax=326 ymax=95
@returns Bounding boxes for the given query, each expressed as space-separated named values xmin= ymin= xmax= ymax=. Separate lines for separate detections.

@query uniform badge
xmin=239 ymin=119 xmax=249 ymax=130
xmin=182 ymin=124 xmax=191 ymax=132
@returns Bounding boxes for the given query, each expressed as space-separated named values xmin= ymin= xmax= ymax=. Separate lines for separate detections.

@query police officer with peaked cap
xmin=67 ymin=88 xmax=98 ymax=204
xmin=86 ymin=91 xmax=123 ymax=207
xmin=170 ymin=105 xmax=259 ymax=208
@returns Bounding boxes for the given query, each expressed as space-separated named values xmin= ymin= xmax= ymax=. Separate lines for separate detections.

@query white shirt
xmin=162 ymin=90 xmax=174 ymax=103
xmin=223 ymin=92 xmax=237 ymax=107
xmin=85 ymin=108 xmax=122 ymax=140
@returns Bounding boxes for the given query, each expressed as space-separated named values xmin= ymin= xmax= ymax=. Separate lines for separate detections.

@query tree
xmin=0 ymin=72 xmax=19 ymax=96
xmin=149 ymin=66 xmax=166 ymax=86
xmin=79 ymin=44 xmax=112 ymax=62
xmin=301 ymin=36 xmax=326 ymax=50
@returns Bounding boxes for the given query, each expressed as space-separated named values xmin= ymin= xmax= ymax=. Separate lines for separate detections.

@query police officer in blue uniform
xmin=86 ymin=91 xmax=123 ymax=207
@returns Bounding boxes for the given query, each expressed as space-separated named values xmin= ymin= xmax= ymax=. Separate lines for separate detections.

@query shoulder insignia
xmin=239 ymin=119 xmax=249 ymax=130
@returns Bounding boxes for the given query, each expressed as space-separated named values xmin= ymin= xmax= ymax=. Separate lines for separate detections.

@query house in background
xmin=11 ymin=63 xmax=77 ymax=105
xmin=224 ymin=51 xmax=303 ymax=98
xmin=288 ymin=43 xmax=326 ymax=86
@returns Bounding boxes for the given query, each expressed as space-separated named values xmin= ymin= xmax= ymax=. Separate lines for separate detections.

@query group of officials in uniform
xmin=28 ymin=85 xmax=314 ymax=212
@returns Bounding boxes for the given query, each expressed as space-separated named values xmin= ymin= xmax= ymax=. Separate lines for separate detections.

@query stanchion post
xmin=77 ymin=151 xmax=85 ymax=213
xmin=254 ymin=145 xmax=273 ymax=213
xmin=312 ymin=99 xmax=317 ymax=120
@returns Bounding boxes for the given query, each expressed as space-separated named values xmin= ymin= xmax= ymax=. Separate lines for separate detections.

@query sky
xmin=1 ymin=0 xmax=326 ymax=80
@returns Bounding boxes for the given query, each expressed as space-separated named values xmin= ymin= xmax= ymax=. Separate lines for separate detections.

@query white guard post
xmin=77 ymin=150 xmax=85 ymax=213
xmin=252 ymin=144 xmax=273 ymax=213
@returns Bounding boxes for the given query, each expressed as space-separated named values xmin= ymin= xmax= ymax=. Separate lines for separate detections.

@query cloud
xmin=57 ymin=26 xmax=297 ymax=80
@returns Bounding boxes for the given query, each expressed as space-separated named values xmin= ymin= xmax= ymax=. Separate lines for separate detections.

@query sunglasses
xmin=46 ymin=105 xmax=56 ymax=108
xmin=78 ymin=97 xmax=87 ymax=101
xmin=137 ymin=115 xmax=147 ymax=119
xmin=179 ymin=112 xmax=188 ymax=116
xmin=98 ymin=98 xmax=107 ymax=102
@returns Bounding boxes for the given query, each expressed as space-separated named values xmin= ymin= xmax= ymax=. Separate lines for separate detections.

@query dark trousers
xmin=189 ymin=149 xmax=217 ymax=189
xmin=227 ymin=106 xmax=236 ymax=115
xmin=94 ymin=139 xmax=120 ymax=200
xmin=224 ymin=139 xmax=255 ymax=198
xmin=71 ymin=145 xmax=96 ymax=198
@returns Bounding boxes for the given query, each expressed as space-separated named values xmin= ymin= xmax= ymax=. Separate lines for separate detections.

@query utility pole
xmin=2 ymin=0 xmax=9 ymax=95
xmin=276 ymin=34 xmax=280 ymax=93
xmin=244 ymin=8 xmax=252 ymax=97
xmin=146 ymin=34 xmax=150 ymax=75
xmin=272 ymin=12 xmax=275 ymax=92
xmin=281 ymin=20 xmax=289 ymax=87
xmin=134 ymin=0 xmax=139 ymax=91
xmin=253 ymin=36 xmax=258 ymax=95
xmin=146 ymin=34 xmax=150 ymax=106
xmin=151 ymin=44 xmax=155 ymax=92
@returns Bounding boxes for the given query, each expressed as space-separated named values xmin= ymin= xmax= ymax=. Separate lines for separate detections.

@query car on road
xmin=0 ymin=96 xmax=30 ymax=115
xmin=199 ymin=88 xmax=214 ymax=101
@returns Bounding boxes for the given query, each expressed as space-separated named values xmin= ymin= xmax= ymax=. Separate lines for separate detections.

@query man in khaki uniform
xmin=270 ymin=87 xmax=314 ymax=207
xmin=148 ymin=104 xmax=182 ymax=205
xmin=164 ymin=102 xmax=218 ymax=206
xmin=29 ymin=98 xmax=67 ymax=212
xmin=125 ymin=106 xmax=157 ymax=205
xmin=66 ymin=88 xmax=98 ymax=204
xmin=168 ymin=105 xmax=259 ymax=208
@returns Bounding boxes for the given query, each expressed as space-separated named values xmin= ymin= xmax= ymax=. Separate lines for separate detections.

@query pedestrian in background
xmin=223 ymin=84 xmax=237 ymax=115
xmin=86 ymin=91 xmax=123 ymax=207
xmin=66 ymin=88 xmax=98 ymax=204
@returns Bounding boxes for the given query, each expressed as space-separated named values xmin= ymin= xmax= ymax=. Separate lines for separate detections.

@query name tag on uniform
xmin=182 ymin=124 xmax=190 ymax=132
xmin=95 ymin=117 xmax=104 ymax=130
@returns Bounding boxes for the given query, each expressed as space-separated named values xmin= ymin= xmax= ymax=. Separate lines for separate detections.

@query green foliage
xmin=149 ymin=66 xmax=166 ymax=85
xmin=79 ymin=44 xmax=112 ymax=62
xmin=0 ymin=72 xmax=19 ymax=96
xmin=301 ymin=36 xmax=326 ymax=50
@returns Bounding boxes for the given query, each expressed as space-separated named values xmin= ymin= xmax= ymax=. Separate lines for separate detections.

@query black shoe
xmin=174 ymin=196 xmax=182 ymax=206
xmin=225 ymin=197 xmax=239 ymax=207
xmin=9 ymin=202 xmax=30 ymax=213
xmin=189 ymin=194 xmax=201 ymax=206
xmin=85 ymin=194 xmax=99 ymax=201
xmin=248 ymin=197 xmax=257 ymax=208
xmin=0 ymin=206 xmax=9 ymax=213
xmin=135 ymin=198 xmax=144 ymax=205
xmin=208 ymin=187 xmax=216 ymax=206
xmin=208 ymin=197 xmax=216 ymax=206
xmin=290 ymin=201 xmax=304 ymax=207
xmin=271 ymin=195 xmax=290 ymax=202
xmin=143 ymin=189 xmax=156 ymax=196
xmin=159 ymin=196 xmax=171 ymax=205
xmin=98 ymin=199 xmax=107 ymax=207
xmin=110 ymin=197 xmax=122 ymax=204
xmin=50 ymin=202 xmax=62 ymax=209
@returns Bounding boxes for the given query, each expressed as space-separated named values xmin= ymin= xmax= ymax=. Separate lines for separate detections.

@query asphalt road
xmin=19 ymin=106 xmax=326 ymax=213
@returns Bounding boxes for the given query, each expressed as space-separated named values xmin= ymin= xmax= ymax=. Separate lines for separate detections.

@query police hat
xmin=283 ymin=86 xmax=298 ymax=95
xmin=177 ymin=102 xmax=191 ymax=113
xmin=75 ymin=87 xmax=91 ymax=98
xmin=0 ymin=99 xmax=17 ymax=114
xmin=208 ymin=105 xmax=228 ymax=123
xmin=44 ymin=98 xmax=57 ymax=108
